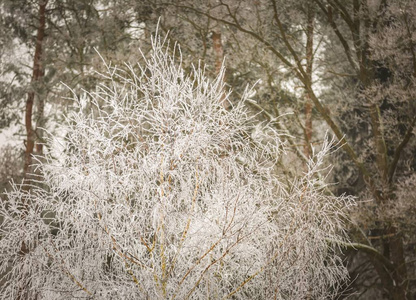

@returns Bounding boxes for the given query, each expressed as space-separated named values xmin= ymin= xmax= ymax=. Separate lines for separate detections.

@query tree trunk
xmin=20 ymin=1 xmax=48 ymax=297
xmin=388 ymin=228 xmax=408 ymax=300
xmin=304 ymin=3 xmax=315 ymax=158
xmin=24 ymin=0 xmax=47 ymax=180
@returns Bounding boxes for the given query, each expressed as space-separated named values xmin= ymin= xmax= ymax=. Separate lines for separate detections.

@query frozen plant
xmin=0 ymin=34 xmax=353 ymax=299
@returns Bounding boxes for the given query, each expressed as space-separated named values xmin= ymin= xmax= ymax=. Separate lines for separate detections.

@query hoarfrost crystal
xmin=0 ymin=34 xmax=353 ymax=299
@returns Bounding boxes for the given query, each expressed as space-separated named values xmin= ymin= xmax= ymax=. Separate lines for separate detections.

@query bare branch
xmin=388 ymin=116 xmax=416 ymax=183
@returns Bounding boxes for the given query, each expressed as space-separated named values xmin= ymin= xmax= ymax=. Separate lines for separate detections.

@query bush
xmin=0 ymin=34 xmax=353 ymax=299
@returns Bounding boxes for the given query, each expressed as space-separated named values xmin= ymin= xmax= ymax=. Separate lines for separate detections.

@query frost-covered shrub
xmin=0 ymin=35 xmax=353 ymax=299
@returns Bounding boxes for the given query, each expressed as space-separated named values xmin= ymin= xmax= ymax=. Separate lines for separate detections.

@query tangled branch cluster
xmin=0 ymin=35 xmax=353 ymax=299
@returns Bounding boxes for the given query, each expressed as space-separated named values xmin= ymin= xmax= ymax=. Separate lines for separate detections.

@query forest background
xmin=0 ymin=0 xmax=415 ymax=299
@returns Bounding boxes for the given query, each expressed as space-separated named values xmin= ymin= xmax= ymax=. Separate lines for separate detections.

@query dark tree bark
xmin=24 ymin=0 xmax=48 ymax=180
xmin=304 ymin=3 xmax=315 ymax=158
xmin=20 ymin=1 xmax=48 ymax=297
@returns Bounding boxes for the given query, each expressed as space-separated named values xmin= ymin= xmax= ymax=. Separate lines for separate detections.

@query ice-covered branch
xmin=0 ymin=33 xmax=353 ymax=300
